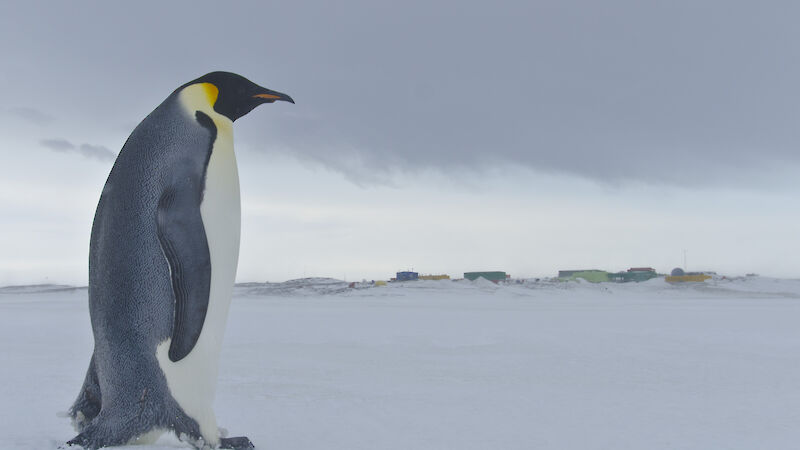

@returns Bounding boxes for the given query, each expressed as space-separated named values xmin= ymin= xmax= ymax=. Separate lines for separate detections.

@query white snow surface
xmin=2 ymin=276 xmax=800 ymax=449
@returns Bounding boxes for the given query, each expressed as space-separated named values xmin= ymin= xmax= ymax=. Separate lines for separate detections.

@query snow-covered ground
xmin=2 ymin=277 xmax=800 ymax=449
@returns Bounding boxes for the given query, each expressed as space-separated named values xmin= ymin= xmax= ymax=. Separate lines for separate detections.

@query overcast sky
xmin=2 ymin=1 xmax=799 ymax=284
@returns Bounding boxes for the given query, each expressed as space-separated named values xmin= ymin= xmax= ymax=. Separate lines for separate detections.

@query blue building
xmin=396 ymin=271 xmax=419 ymax=281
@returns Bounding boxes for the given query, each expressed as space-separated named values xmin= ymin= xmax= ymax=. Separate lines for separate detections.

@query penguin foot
xmin=219 ymin=436 xmax=255 ymax=449
xmin=65 ymin=431 xmax=98 ymax=450
xmin=65 ymin=435 xmax=86 ymax=448
xmin=66 ymin=427 xmax=119 ymax=450
xmin=65 ymin=412 xmax=148 ymax=450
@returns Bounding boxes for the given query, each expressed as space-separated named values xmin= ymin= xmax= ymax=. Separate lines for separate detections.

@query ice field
xmin=1 ymin=276 xmax=799 ymax=449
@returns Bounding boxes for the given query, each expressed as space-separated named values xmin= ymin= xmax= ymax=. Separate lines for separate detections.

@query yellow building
xmin=665 ymin=274 xmax=711 ymax=282
xmin=419 ymin=274 xmax=450 ymax=280
xmin=666 ymin=268 xmax=711 ymax=282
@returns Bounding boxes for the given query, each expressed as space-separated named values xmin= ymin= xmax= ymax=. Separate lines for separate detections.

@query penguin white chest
xmin=156 ymin=122 xmax=240 ymax=445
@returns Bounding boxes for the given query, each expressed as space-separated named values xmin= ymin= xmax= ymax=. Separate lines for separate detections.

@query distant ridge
xmin=0 ymin=284 xmax=87 ymax=294
xmin=235 ymin=278 xmax=349 ymax=296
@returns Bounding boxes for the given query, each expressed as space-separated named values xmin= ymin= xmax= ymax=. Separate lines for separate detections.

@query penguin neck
xmin=178 ymin=83 xmax=234 ymax=138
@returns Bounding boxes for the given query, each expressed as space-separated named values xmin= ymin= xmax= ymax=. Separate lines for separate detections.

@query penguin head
xmin=181 ymin=71 xmax=294 ymax=122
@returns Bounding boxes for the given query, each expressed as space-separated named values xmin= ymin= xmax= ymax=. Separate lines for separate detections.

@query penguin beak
xmin=253 ymin=89 xmax=295 ymax=104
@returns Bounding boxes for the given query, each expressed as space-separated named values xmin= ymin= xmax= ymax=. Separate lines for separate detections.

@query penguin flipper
xmin=156 ymin=183 xmax=211 ymax=362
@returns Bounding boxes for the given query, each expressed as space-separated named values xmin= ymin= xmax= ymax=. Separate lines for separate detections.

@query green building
xmin=608 ymin=268 xmax=659 ymax=283
xmin=558 ymin=270 xmax=610 ymax=283
xmin=464 ymin=271 xmax=507 ymax=282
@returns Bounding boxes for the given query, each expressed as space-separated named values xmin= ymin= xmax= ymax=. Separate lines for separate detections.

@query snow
xmin=2 ymin=277 xmax=800 ymax=449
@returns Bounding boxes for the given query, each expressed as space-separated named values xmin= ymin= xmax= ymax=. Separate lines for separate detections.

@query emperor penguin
xmin=67 ymin=72 xmax=293 ymax=450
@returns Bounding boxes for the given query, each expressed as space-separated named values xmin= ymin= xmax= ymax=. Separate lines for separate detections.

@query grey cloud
xmin=40 ymin=139 xmax=116 ymax=162
xmin=8 ymin=107 xmax=54 ymax=126
xmin=40 ymin=138 xmax=75 ymax=152
xmin=234 ymin=0 xmax=800 ymax=187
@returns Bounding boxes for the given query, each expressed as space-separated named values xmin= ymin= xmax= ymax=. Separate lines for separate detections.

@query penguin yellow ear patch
xmin=198 ymin=83 xmax=219 ymax=106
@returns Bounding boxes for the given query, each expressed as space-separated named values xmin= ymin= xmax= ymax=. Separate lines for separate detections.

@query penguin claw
xmin=219 ymin=436 xmax=255 ymax=449
xmin=65 ymin=433 xmax=91 ymax=449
